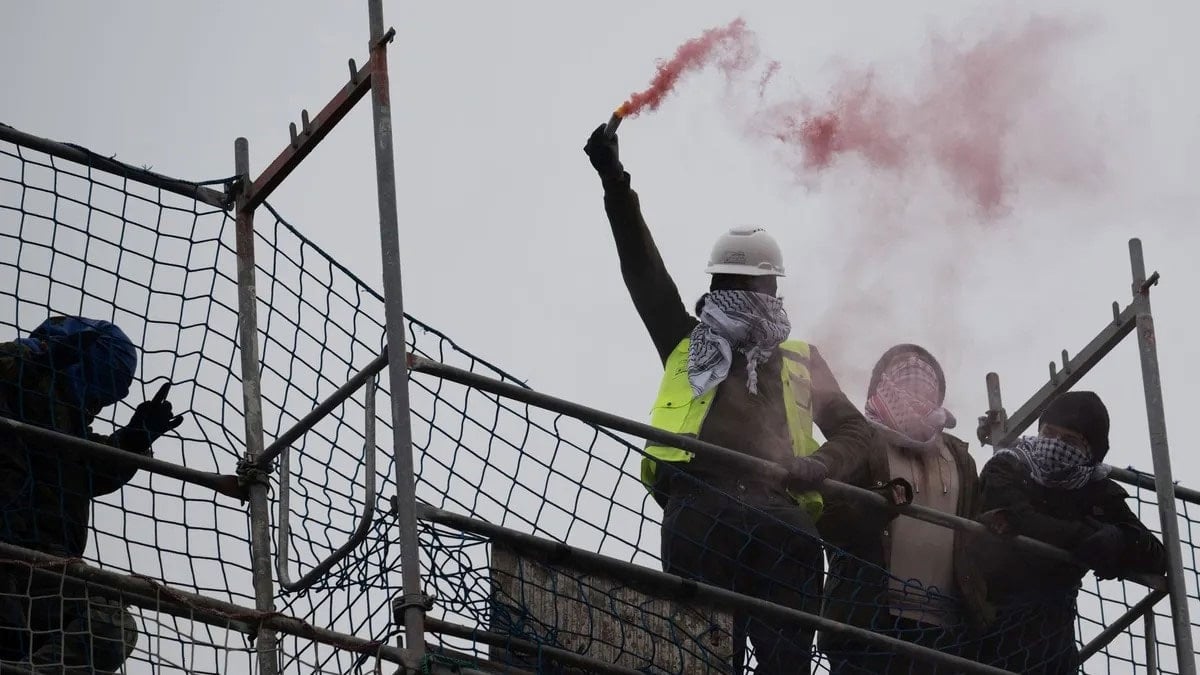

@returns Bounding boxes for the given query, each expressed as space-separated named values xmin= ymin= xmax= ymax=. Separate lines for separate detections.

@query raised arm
xmin=585 ymin=125 xmax=697 ymax=364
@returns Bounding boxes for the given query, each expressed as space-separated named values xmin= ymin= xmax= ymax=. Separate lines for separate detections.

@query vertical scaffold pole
xmin=1129 ymin=238 xmax=1195 ymax=675
xmin=1145 ymin=609 xmax=1159 ymax=675
xmin=367 ymin=0 xmax=428 ymax=659
xmin=234 ymin=137 xmax=281 ymax=675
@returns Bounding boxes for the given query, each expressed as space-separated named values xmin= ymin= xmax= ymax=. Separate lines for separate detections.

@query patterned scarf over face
xmin=687 ymin=290 xmax=790 ymax=397
xmin=865 ymin=355 xmax=955 ymax=447
xmin=997 ymin=436 xmax=1111 ymax=490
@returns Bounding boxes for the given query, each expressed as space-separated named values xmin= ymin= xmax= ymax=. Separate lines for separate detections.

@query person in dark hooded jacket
xmin=974 ymin=391 xmax=1166 ymax=674
xmin=816 ymin=344 xmax=988 ymax=674
xmin=0 ymin=316 xmax=184 ymax=673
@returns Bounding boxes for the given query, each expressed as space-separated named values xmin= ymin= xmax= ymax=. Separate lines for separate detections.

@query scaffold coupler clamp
xmin=391 ymin=592 xmax=435 ymax=623
xmin=221 ymin=176 xmax=242 ymax=210
xmin=236 ymin=456 xmax=272 ymax=491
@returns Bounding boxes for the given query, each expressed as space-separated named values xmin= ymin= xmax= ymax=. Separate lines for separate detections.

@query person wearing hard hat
xmin=585 ymin=125 xmax=872 ymax=674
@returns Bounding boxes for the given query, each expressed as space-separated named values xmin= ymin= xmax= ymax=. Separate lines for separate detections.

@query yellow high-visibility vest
xmin=641 ymin=337 xmax=824 ymax=520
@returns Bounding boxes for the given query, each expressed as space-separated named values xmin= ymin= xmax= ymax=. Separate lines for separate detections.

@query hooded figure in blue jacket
xmin=0 ymin=316 xmax=183 ymax=672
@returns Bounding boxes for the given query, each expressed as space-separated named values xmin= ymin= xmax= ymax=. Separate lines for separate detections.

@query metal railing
xmin=1 ymin=1 xmax=1194 ymax=671
xmin=276 ymin=375 xmax=379 ymax=593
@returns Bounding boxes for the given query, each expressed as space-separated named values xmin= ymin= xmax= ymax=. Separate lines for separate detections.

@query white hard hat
xmin=704 ymin=226 xmax=785 ymax=277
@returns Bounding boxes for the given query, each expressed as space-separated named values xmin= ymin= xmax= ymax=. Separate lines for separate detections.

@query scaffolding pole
xmin=1128 ymin=238 xmax=1195 ymax=675
xmin=985 ymin=301 xmax=1138 ymax=448
xmin=980 ymin=238 xmax=1194 ymax=672
xmin=365 ymin=0 xmax=427 ymax=658
xmin=233 ymin=137 xmax=280 ymax=675
xmin=1109 ymin=466 xmax=1200 ymax=505
xmin=1145 ymin=609 xmax=1159 ymax=674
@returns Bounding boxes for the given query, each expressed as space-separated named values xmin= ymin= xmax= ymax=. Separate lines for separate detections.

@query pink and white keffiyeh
xmin=866 ymin=355 xmax=955 ymax=447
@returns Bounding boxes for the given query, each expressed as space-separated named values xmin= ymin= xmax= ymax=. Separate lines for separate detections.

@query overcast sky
xmin=3 ymin=1 xmax=1199 ymax=671
xmin=4 ymin=0 xmax=1197 ymax=481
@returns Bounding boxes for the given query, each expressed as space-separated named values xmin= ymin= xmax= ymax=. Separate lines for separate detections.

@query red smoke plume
xmin=616 ymin=16 xmax=1094 ymax=218
xmin=613 ymin=14 xmax=1104 ymax=398
xmin=753 ymin=17 xmax=1093 ymax=218
xmin=769 ymin=17 xmax=1103 ymax=392
xmin=616 ymin=19 xmax=758 ymax=118
xmin=757 ymin=60 xmax=781 ymax=100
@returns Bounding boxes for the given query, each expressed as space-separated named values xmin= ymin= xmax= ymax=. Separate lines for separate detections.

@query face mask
xmin=865 ymin=356 xmax=953 ymax=445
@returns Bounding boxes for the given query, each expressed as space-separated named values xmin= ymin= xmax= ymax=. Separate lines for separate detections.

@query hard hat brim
xmin=704 ymin=263 xmax=785 ymax=277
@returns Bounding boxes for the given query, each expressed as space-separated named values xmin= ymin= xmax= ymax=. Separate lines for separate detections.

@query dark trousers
xmin=824 ymin=616 xmax=970 ymax=675
xmin=0 ymin=566 xmax=137 ymax=673
xmin=660 ymin=482 xmax=823 ymax=675
xmin=977 ymin=598 xmax=1078 ymax=675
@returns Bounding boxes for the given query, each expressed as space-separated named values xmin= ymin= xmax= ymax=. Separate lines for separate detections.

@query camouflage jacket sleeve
xmin=0 ymin=340 xmax=31 ymax=393
xmin=0 ymin=340 xmax=50 ymax=424
xmin=2 ymin=340 xmax=146 ymax=496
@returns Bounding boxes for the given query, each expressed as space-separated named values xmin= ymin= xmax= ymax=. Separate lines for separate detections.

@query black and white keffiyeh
xmin=687 ymin=290 xmax=790 ymax=397
xmin=997 ymin=436 xmax=1111 ymax=490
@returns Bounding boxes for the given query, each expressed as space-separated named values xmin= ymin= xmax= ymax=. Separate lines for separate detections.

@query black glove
xmin=976 ymin=410 xmax=1002 ymax=446
xmin=785 ymin=456 xmax=828 ymax=490
xmin=978 ymin=508 xmax=1015 ymax=537
xmin=584 ymin=124 xmax=623 ymax=179
xmin=1074 ymin=524 xmax=1127 ymax=579
xmin=39 ymin=331 xmax=98 ymax=370
xmin=117 ymin=382 xmax=185 ymax=452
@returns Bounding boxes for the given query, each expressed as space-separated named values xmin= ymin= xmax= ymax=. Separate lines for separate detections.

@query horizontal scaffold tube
xmin=417 ymin=504 xmax=1018 ymax=675
xmin=0 ymin=542 xmax=419 ymax=669
xmin=406 ymin=353 xmax=1167 ymax=592
xmin=0 ymin=415 xmax=247 ymax=501
xmin=257 ymin=350 xmax=389 ymax=470
xmin=1109 ymin=466 xmax=1200 ymax=505
xmin=426 ymin=618 xmax=648 ymax=675
xmin=0 ymin=123 xmax=230 ymax=209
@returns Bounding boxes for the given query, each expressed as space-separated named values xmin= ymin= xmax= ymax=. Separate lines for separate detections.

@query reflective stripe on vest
xmin=641 ymin=337 xmax=824 ymax=521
